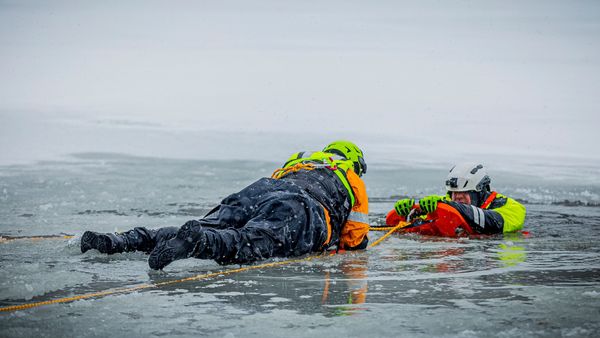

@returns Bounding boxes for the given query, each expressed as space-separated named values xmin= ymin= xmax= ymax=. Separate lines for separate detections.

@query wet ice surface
xmin=1 ymin=155 xmax=600 ymax=337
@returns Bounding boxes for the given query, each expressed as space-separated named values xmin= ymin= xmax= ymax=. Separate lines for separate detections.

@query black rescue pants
xmin=126 ymin=178 xmax=330 ymax=265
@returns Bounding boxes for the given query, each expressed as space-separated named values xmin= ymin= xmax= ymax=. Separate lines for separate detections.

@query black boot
xmin=81 ymin=231 xmax=126 ymax=254
xmin=117 ymin=227 xmax=159 ymax=253
xmin=148 ymin=221 xmax=206 ymax=270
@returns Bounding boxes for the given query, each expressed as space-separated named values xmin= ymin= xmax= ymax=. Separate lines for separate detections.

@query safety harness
xmin=480 ymin=191 xmax=498 ymax=209
xmin=271 ymin=152 xmax=356 ymax=207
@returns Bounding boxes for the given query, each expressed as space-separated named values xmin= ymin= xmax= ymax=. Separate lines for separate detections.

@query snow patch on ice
xmin=214 ymin=292 xmax=245 ymax=296
xmin=0 ymin=262 xmax=93 ymax=300
xmin=582 ymin=290 xmax=600 ymax=298
xmin=268 ymin=297 xmax=290 ymax=303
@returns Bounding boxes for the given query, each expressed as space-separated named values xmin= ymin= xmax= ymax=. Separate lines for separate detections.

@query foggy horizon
xmin=1 ymin=0 xmax=599 ymax=167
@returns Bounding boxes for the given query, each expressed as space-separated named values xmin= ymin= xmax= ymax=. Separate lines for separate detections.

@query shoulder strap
xmin=480 ymin=191 xmax=498 ymax=209
xmin=274 ymin=151 xmax=356 ymax=207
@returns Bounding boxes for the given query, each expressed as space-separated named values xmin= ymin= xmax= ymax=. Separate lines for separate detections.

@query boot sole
xmin=148 ymin=237 xmax=193 ymax=270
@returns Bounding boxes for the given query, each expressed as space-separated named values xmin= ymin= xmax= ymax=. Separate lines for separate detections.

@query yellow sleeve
xmin=495 ymin=195 xmax=526 ymax=232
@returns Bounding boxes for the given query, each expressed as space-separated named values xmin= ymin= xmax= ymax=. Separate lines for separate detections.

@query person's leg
xmin=148 ymin=189 xmax=329 ymax=269
xmin=81 ymin=226 xmax=178 ymax=254
xmin=80 ymin=178 xmax=283 ymax=255
xmin=212 ymin=191 xmax=328 ymax=264
xmin=199 ymin=178 xmax=281 ymax=230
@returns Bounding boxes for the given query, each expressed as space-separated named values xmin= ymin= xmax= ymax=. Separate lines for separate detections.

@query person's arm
xmin=444 ymin=201 xmax=505 ymax=234
xmin=490 ymin=195 xmax=526 ymax=232
xmin=340 ymin=170 xmax=370 ymax=250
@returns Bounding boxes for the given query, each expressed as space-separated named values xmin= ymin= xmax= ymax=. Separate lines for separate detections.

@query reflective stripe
xmin=332 ymin=169 xmax=355 ymax=207
xmin=471 ymin=205 xmax=479 ymax=225
xmin=479 ymin=208 xmax=486 ymax=228
xmin=321 ymin=205 xmax=332 ymax=246
xmin=470 ymin=205 xmax=485 ymax=228
xmin=347 ymin=211 xmax=369 ymax=224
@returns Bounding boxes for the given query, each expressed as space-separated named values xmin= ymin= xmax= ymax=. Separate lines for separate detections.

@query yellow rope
xmin=0 ymin=235 xmax=74 ymax=243
xmin=0 ymin=255 xmax=322 ymax=313
xmin=368 ymin=227 xmax=396 ymax=232
xmin=0 ymin=230 xmax=397 ymax=242
xmin=0 ymin=223 xmax=409 ymax=312
xmin=271 ymin=162 xmax=316 ymax=179
xmin=368 ymin=221 xmax=411 ymax=248
xmin=0 ymin=227 xmax=400 ymax=243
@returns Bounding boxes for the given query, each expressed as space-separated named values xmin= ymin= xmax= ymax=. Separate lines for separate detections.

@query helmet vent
xmin=470 ymin=164 xmax=483 ymax=174
xmin=326 ymin=149 xmax=346 ymax=160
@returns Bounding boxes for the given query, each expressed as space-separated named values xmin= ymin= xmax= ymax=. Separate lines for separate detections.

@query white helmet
xmin=445 ymin=163 xmax=491 ymax=192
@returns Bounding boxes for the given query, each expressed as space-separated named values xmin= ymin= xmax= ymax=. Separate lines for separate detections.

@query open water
xmin=1 ymin=153 xmax=599 ymax=337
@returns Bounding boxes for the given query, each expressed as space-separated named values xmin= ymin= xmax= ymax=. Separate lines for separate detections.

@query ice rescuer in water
xmin=386 ymin=163 xmax=526 ymax=234
xmin=81 ymin=140 xmax=370 ymax=270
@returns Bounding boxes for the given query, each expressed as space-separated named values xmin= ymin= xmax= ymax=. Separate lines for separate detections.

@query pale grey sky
xmin=1 ymin=0 xmax=599 ymax=164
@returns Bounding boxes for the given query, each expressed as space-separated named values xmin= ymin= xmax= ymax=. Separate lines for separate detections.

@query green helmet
xmin=323 ymin=140 xmax=367 ymax=177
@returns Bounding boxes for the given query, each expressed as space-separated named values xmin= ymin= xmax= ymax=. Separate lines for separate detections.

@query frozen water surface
xmin=1 ymin=155 xmax=600 ymax=337
xmin=2 ymin=0 xmax=600 ymax=335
